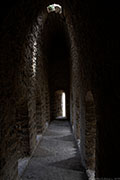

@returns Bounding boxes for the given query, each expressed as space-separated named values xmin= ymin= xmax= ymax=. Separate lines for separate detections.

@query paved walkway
xmin=21 ymin=120 xmax=88 ymax=180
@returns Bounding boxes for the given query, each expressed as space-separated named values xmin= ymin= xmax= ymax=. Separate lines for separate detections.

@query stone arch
xmin=0 ymin=1 xmax=83 ymax=179
xmin=16 ymin=12 xmax=52 ymax=177
xmin=14 ymin=0 xmax=76 ymax=151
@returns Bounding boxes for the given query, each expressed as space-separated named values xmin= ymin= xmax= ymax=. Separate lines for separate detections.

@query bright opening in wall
xmin=55 ymin=90 xmax=66 ymax=119
xmin=62 ymin=92 xmax=66 ymax=117
xmin=47 ymin=4 xmax=62 ymax=14
xmin=32 ymin=41 xmax=37 ymax=77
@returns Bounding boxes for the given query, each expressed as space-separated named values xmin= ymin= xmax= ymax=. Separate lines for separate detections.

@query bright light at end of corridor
xmin=62 ymin=92 xmax=66 ymax=117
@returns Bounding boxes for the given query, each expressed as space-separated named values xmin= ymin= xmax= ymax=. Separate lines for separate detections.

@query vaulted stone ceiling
xmin=0 ymin=1 xmax=120 ymax=179
xmin=42 ymin=13 xmax=70 ymax=62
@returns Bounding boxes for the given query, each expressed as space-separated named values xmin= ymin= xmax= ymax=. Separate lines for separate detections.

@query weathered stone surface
xmin=21 ymin=120 xmax=88 ymax=180
xmin=0 ymin=0 xmax=120 ymax=179
xmin=85 ymin=91 xmax=96 ymax=171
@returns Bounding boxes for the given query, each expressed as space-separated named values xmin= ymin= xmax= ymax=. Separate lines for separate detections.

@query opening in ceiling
xmin=47 ymin=4 xmax=62 ymax=14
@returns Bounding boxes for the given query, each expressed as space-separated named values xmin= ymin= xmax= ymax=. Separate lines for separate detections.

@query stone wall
xmin=69 ymin=39 xmax=86 ymax=167
xmin=36 ymin=40 xmax=50 ymax=134
xmin=0 ymin=14 xmax=27 ymax=179
xmin=0 ymin=0 xmax=120 ymax=179
xmin=0 ymin=9 xmax=50 ymax=180
xmin=66 ymin=8 xmax=97 ymax=172
xmin=85 ymin=91 xmax=96 ymax=171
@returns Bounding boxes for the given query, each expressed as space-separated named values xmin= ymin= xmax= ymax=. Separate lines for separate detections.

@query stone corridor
xmin=21 ymin=120 xmax=88 ymax=180
xmin=0 ymin=1 xmax=120 ymax=179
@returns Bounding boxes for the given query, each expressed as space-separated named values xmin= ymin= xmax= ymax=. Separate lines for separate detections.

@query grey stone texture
xmin=85 ymin=91 xmax=96 ymax=170
xmin=0 ymin=0 xmax=120 ymax=179
xmin=21 ymin=120 xmax=88 ymax=180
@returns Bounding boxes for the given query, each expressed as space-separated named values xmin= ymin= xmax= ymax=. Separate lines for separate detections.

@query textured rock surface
xmin=21 ymin=120 xmax=88 ymax=180
xmin=0 ymin=11 xmax=50 ymax=180
xmin=0 ymin=0 xmax=120 ymax=179
xmin=85 ymin=91 xmax=96 ymax=171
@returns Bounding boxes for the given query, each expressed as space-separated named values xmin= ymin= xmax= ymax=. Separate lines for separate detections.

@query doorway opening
xmin=55 ymin=90 xmax=66 ymax=119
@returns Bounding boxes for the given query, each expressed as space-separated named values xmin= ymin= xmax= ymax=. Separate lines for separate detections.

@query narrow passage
xmin=21 ymin=120 xmax=88 ymax=180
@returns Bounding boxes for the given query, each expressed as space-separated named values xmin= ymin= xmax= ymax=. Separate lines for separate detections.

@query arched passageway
xmin=0 ymin=1 xmax=120 ymax=180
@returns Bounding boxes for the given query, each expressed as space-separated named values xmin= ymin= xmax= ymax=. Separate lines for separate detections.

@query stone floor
xmin=21 ymin=120 xmax=88 ymax=180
